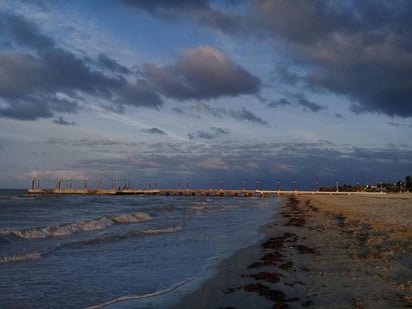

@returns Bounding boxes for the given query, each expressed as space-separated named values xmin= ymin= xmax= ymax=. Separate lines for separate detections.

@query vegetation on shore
xmin=320 ymin=175 xmax=412 ymax=193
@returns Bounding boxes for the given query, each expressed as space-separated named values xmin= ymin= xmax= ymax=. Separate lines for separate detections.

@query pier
xmin=27 ymin=188 xmax=386 ymax=197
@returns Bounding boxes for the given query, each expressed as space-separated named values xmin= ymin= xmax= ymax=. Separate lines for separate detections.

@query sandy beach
xmin=175 ymin=193 xmax=412 ymax=308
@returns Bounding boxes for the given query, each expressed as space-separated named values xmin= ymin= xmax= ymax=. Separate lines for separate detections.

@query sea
xmin=0 ymin=189 xmax=280 ymax=308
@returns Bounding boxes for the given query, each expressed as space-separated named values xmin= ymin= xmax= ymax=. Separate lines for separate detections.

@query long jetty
xmin=27 ymin=188 xmax=386 ymax=197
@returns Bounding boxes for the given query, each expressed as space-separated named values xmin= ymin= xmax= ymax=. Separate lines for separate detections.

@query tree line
xmin=320 ymin=175 xmax=412 ymax=192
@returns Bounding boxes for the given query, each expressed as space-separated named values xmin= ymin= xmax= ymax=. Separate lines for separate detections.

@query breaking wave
xmin=0 ymin=212 xmax=152 ymax=240
xmin=0 ymin=224 xmax=183 ymax=264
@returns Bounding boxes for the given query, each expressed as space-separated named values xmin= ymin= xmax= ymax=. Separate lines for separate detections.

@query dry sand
xmin=174 ymin=193 xmax=412 ymax=308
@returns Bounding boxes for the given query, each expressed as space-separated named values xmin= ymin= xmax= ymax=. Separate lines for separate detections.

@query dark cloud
xmin=267 ymin=98 xmax=292 ymax=108
xmin=0 ymin=13 xmax=162 ymax=120
xmin=120 ymin=0 xmax=210 ymax=14
xmin=144 ymin=46 xmax=261 ymax=100
xmin=192 ymin=126 xmax=229 ymax=139
xmin=97 ymin=53 xmax=131 ymax=75
xmin=125 ymin=0 xmax=412 ymax=118
xmin=180 ymin=102 xmax=267 ymax=124
xmin=268 ymin=94 xmax=324 ymax=112
xmin=142 ymin=128 xmax=167 ymax=135
xmin=172 ymin=107 xmax=184 ymax=114
xmin=254 ymin=0 xmax=412 ymax=117
xmin=294 ymin=94 xmax=324 ymax=112
xmin=0 ymin=12 xmax=55 ymax=50
xmin=230 ymin=108 xmax=267 ymax=124
xmin=119 ymin=0 xmax=252 ymax=34
xmin=53 ymin=116 xmax=75 ymax=126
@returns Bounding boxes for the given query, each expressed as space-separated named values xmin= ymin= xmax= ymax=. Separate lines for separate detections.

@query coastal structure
xmin=28 ymin=177 xmax=388 ymax=197
xmin=27 ymin=187 xmax=386 ymax=197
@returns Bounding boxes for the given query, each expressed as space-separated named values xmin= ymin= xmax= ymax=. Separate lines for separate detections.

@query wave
xmin=137 ymin=224 xmax=183 ymax=235
xmin=85 ymin=273 xmax=199 ymax=309
xmin=0 ymin=252 xmax=42 ymax=264
xmin=0 ymin=194 xmax=36 ymax=201
xmin=0 ymin=212 xmax=152 ymax=240
xmin=66 ymin=224 xmax=184 ymax=248
xmin=0 ymin=223 xmax=183 ymax=265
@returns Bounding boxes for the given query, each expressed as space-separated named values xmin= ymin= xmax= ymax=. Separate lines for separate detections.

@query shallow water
xmin=0 ymin=189 xmax=279 ymax=308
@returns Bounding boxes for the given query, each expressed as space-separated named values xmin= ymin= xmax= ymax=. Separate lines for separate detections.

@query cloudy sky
xmin=1 ymin=0 xmax=411 ymax=190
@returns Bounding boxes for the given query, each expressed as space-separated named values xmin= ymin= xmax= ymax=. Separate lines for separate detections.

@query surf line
xmin=85 ymin=274 xmax=200 ymax=309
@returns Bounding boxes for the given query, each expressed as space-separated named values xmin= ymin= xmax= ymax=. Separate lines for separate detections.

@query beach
xmin=175 ymin=193 xmax=412 ymax=308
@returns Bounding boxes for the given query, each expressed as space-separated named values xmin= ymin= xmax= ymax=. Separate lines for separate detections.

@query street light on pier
xmin=209 ymin=179 xmax=213 ymax=190
xmin=178 ymin=179 xmax=182 ymax=191
xmin=255 ymin=179 xmax=259 ymax=191
xmin=37 ymin=178 xmax=40 ymax=189
xmin=154 ymin=179 xmax=158 ymax=190
xmin=112 ymin=179 xmax=116 ymax=189
xmin=336 ymin=179 xmax=339 ymax=192
xmin=380 ymin=180 xmax=383 ymax=192
xmin=242 ymin=180 xmax=246 ymax=191
xmin=294 ymin=180 xmax=297 ymax=192
xmin=186 ymin=178 xmax=190 ymax=191
xmin=277 ymin=180 xmax=281 ymax=192
xmin=220 ymin=178 xmax=223 ymax=191
xmin=316 ymin=180 xmax=320 ymax=192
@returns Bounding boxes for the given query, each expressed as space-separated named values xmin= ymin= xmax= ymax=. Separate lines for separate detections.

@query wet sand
xmin=174 ymin=193 xmax=412 ymax=308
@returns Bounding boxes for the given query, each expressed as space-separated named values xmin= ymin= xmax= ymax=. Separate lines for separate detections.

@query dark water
xmin=0 ymin=189 xmax=279 ymax=308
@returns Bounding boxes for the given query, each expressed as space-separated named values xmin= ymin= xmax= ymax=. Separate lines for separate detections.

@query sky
xmin=0 ymin=0 xmax=411 ymax=190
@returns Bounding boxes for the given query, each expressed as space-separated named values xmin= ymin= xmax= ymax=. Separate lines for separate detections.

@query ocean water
xmin=0 ymin=189 xmax=279 ymax=308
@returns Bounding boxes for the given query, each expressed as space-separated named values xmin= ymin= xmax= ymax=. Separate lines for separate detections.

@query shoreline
xmin=174 ymin=193 xmax=412 ymax=308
